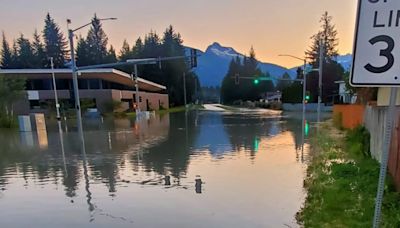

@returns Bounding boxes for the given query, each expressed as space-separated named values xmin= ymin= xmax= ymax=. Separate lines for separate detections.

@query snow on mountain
xmin=191 ymin=42 xmax=296 ymax=87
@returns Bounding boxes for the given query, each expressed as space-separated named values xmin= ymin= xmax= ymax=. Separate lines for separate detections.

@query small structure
xmin=334 ymin=80 xmax=356 ymax=104
xmin=0 ymin=68 xmax=169 ymax=115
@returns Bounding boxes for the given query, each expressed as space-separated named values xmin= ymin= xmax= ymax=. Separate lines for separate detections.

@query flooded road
xmin=0 ymin=111 xmax=310 ymax=227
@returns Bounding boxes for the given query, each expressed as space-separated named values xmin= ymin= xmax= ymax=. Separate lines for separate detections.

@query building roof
xmin=0 ymin=68 xmax=166 ymax=92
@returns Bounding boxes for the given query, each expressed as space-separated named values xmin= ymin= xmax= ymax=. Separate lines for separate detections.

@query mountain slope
xmin=193 ymin=42 xmax=296 ymax=87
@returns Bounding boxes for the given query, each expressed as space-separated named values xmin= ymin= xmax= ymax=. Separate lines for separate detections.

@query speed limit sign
xmin=351 ymin=0 xmax=400 ymax=87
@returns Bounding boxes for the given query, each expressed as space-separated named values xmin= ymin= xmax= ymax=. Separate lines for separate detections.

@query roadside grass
xmin=297 ymin=122 xmax=400 ymax=227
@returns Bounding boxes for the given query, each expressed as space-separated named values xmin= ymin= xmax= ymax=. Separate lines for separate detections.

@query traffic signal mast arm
xmin=76 ymin=49 xmax=200 ymax=71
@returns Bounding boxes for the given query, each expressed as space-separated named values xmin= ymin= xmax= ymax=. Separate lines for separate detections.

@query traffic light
xmin=190 ymin=49 xmax=197 ymax=68
xmin=305 ymin=91 xmax=311 ymax=103
xmin=254 ymin=78 xmax=260 ymax=85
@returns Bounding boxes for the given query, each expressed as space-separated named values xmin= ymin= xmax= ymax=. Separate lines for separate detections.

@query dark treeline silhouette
xmin=0 ymin=13 xmax=200 ymax=106
xmin=220 ymin=47 xmax=274 ymax=104
xmin=305 ymin=12 xmax=344 ymax=103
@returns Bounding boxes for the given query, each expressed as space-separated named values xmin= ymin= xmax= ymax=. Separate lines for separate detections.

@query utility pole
xmin=68 ymin=29 xmax=85 ymax=145
xmin=183 ymin=71 xmax=187 ymax=107
xmin=50 ymin=57 xmax=61 ymax=121
xmin=318 ymin=39 xmax=324 ymax=123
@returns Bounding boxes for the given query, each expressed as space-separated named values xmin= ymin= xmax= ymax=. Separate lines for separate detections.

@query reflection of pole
xmin=317 ymin=39 xmax=324 ymax=123
xmin=134 ymin=64 xmax=140 ymax=114
xmin=68 ymin=29 xmax=85 ymax=145
xmin=183 ymin=72 xmax=187 ymax=107
xmin=301 ymin=59 xmax=307 ymax=163
xmin=50 ymin=57 xmax=61 ymax=120
xmin=373 ymin=87 xmax=398 ymax=228
xmin=302 ymin=59 xmax=307 ymax=121
xmin=57 ymin=120 xmax=68 ymax=176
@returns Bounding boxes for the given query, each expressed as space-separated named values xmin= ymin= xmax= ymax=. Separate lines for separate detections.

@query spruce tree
xmin=86 ymin=14 xmax=109 ymax=64
xmin=118 ymin=39 xmax=132 ymax=61
xmin=132 ymin=37 xmax=144 ymax=57
xmin=75 ymin=36 xmax=90 ymax=67
xmin=106 ymin=45 xmax=117 ymax=63
xmin=305 ymin=11 xmax=343 ymax=103
xmin=43 ymin=13 xmax=68 ymax=68
xmin=306 ymin=11 xmax=339 ymax=66
xmin=16 ymin=34 xmax=35 ymax=68
xmin=32 ymin=30 xmax=47 ymax=68
xmin=1 ymin=32 xmax=13 ymax=69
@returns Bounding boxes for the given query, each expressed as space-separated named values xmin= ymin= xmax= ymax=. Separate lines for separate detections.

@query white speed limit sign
xmin=351 ymin=0 xmax=400 ymax=86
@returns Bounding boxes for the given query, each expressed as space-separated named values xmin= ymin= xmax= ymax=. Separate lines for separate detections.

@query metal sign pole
xmin=373 ymin=87 xmax=397 ymax=228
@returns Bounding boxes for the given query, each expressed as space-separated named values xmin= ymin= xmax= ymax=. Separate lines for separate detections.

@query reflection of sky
xmin=194 ymin=112 xmax=232 ymax=157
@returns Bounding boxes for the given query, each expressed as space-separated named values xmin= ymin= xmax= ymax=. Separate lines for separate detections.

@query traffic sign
xmin=351 ymin=0 xmax=400 ymax=87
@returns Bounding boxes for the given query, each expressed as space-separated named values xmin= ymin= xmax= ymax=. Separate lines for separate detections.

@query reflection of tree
xmin=62 ymin=164 xmax=81 ymax=198
xmin=131 ymin=112 xmax=199 ymax=178
xmin=221 ymin=114 xmax=282 ymax=157
xmin=194 ymin=112 xmax=232 ymax=157
xmin=282 ymin=118 xmax=305 ymax=151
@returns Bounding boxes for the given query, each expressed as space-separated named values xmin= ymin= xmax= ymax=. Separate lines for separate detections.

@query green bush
xmin=103 ymin=100 xmax=123 ymax=113
xmin=346 ymin=125 xmax=371 ymax=158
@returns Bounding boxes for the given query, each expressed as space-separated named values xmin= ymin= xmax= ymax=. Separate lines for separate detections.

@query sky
xmin=0 ymin=0 xmax=357 ymax=68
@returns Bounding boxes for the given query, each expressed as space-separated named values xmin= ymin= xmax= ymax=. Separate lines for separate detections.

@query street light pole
xmin=68 ymin=29 xmax=85 ymax=144
xmin=67 ymin=17 xmax=117 ymax=145
xmin=50 ymin=57 xmax=61 ymax=121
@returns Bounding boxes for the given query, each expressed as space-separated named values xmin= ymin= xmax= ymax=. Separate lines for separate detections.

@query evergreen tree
xmin=32 ymin=30 xmax=47 ymax=68
xmin=75 ymin=36 xmax=90 ymax=67
xmin=276 ymin=72 xmax=292 ymax=92
xmin=1 ymin=32 xmax=14 ymax=69
xmin=118 ymin=39 xmax=132 ymax=61
xmin=16 ymin=34 xmax=35 ymax=68
xmin=305 ymin=11 xmax=343 ymax=103
xmin=306 ymin=11 xmax=339 ymax=65
xmin=11 ymin=41 xmax=18 ymax=68
xmin=132 ymin=37 xmax=144 ymax=57
xmin=221 ymin=48 xmax=269 ymax=103
xmin=106 ymin=45 xmax=117 ymax=63
xmin=85 ymin=14 xmax=109 ymax=65
xmin=43 ymin=13 xmax=68 ymax=68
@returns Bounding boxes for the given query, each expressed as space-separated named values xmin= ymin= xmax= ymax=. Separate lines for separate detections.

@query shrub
xmin=346 ymin=125 xmax=371 ymax=158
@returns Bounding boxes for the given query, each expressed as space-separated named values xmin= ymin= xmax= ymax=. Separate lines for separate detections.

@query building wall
xmin=14 ymin=89 xmax=169 ymax=116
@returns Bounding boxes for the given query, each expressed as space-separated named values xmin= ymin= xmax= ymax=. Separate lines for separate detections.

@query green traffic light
xmin=305 ymin=95 xmax=310 ymax=100
xmin=254 ymin=79 xmax=259 ymax=85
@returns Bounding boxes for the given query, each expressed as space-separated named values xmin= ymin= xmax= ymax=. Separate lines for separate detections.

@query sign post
xmin=351 ymin=0 xmax=400 ymax=227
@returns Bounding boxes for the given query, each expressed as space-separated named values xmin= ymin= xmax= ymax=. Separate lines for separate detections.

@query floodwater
xmin=0 ymin=110 xmax=312 ymax=227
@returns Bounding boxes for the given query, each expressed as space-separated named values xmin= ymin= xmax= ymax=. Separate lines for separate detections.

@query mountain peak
xmin=205 ymin=42 xmax=240 ymax=58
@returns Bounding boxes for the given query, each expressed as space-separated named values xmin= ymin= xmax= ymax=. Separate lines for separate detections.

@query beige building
xmin=0 ymin=68 xmax=169 ymax=115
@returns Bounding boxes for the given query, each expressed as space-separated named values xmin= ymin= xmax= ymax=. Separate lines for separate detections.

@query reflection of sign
xmin=351 ymin=0 xmax=400 ymax=86
xmin=27 ymin=91 xmax=39 ymax=100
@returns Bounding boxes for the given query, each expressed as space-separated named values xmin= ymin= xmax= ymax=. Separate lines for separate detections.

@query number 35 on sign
xmin=351 ymin=0 xmax=400 ymax=87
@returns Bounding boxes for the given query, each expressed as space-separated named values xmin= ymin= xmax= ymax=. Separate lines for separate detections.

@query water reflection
xmin=0 ymin=111 xmax=317 ymax=227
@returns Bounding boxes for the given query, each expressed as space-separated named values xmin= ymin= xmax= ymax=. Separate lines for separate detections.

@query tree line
xmin=220 ymin=47 xmax=274 ymax=104
xmin=0 ymin=13 xmax=199 ymax=106
xmin=221 ymin=12 xmax=346 ymax=105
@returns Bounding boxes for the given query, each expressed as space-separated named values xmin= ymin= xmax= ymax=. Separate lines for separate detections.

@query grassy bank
xmin=297 ymin=122 xmax=400 ymax=227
